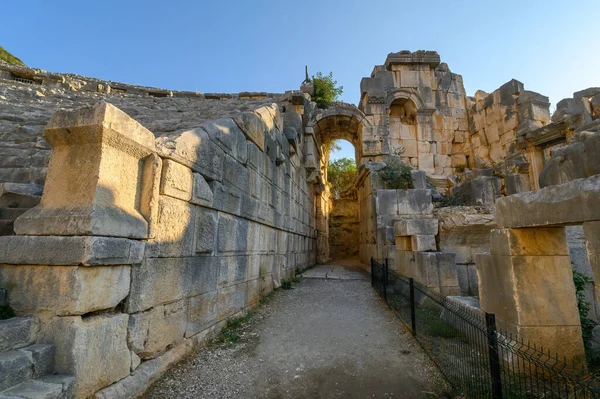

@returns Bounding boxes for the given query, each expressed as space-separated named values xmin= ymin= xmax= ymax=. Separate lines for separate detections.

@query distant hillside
xmin=0 ymin=46 xmax=25 ymax=66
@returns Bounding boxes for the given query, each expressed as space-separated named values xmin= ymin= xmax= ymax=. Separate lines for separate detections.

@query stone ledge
xmin=0 ymin=235 xmax=144 ymax=266
xmin=495 ymin=175 xmax=600 ymax=228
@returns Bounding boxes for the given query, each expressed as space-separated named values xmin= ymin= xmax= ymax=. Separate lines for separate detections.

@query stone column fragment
xmin=476 ymin=227 xmax=585 ymax=364
xmin=14 ymin=101 xmax=159 ymax=239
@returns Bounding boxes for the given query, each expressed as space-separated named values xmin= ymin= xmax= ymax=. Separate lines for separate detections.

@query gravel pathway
xmin=143 ymin=277 xmax=451 ymax=398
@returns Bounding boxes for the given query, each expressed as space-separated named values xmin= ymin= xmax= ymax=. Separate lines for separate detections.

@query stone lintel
xmin=394 ymin=217 xmax=438 ymax=237
xmin=495 ymin=175 xmax=600 ymax=228
xmin=384 ymin=50 xmax=441 ymax=69
xmin=0 ymin=235 xmax=144 ymax=266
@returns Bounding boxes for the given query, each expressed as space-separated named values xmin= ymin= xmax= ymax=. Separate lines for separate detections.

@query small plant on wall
xmin=312 ymin=71 xmax=343 ymax=109
xmin=378 ymin=158 xmax=414 ymax=190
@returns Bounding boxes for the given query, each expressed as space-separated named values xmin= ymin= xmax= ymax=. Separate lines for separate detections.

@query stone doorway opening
xmin=325 ymin=139 xmax=360 ymax=263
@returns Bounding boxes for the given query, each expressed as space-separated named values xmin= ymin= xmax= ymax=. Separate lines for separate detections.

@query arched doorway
xmin=306 ymin=103 xmax=369 ymax=264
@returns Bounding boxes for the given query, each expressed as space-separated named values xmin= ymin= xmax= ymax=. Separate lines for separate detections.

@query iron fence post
xmin=409 ymin=278 xmax=416 ymax=336
xmin=485 ymin=312 xmax=503 ymax=399
xmin=370 ymin=257 xmax=374 ymax=287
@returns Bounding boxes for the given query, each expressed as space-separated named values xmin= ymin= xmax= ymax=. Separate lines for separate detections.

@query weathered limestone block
xmin=394 ymin=217 xmax=438 ymax=236
xmin=411 ymin=235 xmax=436 ymax=252
xmin=218 ymin=256 xmax=248 ymax=288
xmin=489 ymin=227 xmax=568 ymax=256
xmin=232 ymin=112 xmax=266 ymax=151
xmin=0 ymin=265 xmax=129 ymax=316
xmin=191 ymin=173 xmax=213 ymax=207
xmin=185 ymin=291 xmax=218 ymax=338
xmin=155 ymin=127 xmax=225 ymax=182
xmin=0 ymin=235 xmax=144 ymax=266
xmin=398 ymin=189 xmax=433 ymax=215
xmin=223 ymin=155 xmax=249 ymax=193
xmin=146 ymin=196 xmax=196 ymax=258
xmin=202 ymin=119 xmax=247 ymax=165
xmin=195 ymin=207 xmax=218 ymax=254
xmin=0 ymin=317 xmax=35 ymax=352
xmin=451 ymin=176 xmax=501 ymax=207
xmin=476 ymin=252 xmax=584 ymax=360
xmin=410 ymin=170 xmax=427 ymax=189
xmin=504 ymin=173 xmax=530 ymax=194
xmin=415 ymin=252 xmax=459 ymax=296
xmin=126 ymin=257 xmax=218 ymax=313
xmin=160 ymin=159 xmax=193 ymax=202
xmin=217 ymin=282 xmax=248 ymax=321
xmin=15 ymin=102 xmax=158 ymax=239
xmin=217 ymin=214 xmax=249 ymax=254
xmin=128 ymin=300 xmax=187 ymax=359
xmin=495 ymin=175 xmax=600 ymax=228
xmin=48 ymin=314 xmax=130 ymax=398
xmin=0 ymin=182 xmax=42 ymax=208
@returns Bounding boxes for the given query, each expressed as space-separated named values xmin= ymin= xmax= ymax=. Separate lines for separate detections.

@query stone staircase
xmin=0 ymin=306 xmax=74 ymax=398
xmin=0 ymin=183 xmax=43 ymax=236
xmin=428 ymin=175 xmax=449 ymax=195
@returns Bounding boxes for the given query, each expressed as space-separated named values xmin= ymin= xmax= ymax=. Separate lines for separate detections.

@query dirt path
xmin=144 ymin=270 xmax=450 ymax=398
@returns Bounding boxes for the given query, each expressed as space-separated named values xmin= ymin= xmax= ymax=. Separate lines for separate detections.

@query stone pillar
xmin=0 ymin=102 xmax=160 ymax=397
xmin=476 ymin=227 xmax=585 ymax=364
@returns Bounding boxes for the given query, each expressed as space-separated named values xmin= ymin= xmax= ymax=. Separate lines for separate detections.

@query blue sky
xmin=2 ymin=0 xmax=598 ymax=161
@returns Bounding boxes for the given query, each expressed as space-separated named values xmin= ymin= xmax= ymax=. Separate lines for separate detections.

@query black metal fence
xmin=370 ymin=258 xmax=600 ymax=398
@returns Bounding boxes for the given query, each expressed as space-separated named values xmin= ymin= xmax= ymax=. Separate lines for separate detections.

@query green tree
xmin=327 ymin=157 xmax=357 ymax=199
xmin=312 ymin=71 xmax=343 ymax=108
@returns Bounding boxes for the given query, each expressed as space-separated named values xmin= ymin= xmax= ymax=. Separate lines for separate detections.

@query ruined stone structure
xmin=0 ymin=50 xmax=599 ymax=397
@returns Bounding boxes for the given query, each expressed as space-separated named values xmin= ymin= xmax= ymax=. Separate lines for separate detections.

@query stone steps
xmin=0 ymin=317 xmax=34 ymax=352
xmin=0 ymin=317 xmax=74 ymax=398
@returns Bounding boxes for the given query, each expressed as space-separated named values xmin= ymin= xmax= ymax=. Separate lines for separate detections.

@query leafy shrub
xmin=573 ymin=270 xmax=598 ymax=359
xmin=312 ymin=71 xmax=343 ymax=109
xmin=437 ymin=192 xmax=468 ymax=207
xmin=281 ymin=280 xmax=293 ymax=290
xmin=378 ymin=159 xmax=414 ymax=190
xmin=454 ymin=164 xmax=466 ymax=173
xmin=327 ymin=156 xmax=357 ymax=199
xmin=218 ymin=311 xmax=254 ymax=345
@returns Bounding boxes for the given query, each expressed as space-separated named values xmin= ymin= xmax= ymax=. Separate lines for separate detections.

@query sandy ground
xmin=143 ymin=269 xmax=451 ymax=399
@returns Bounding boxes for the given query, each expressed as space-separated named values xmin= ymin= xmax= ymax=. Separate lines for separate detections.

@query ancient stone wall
xmin=0 ymin=98 xmax=317 ymax=397
xmin=328 ymin=198 xmax=359 ymax=259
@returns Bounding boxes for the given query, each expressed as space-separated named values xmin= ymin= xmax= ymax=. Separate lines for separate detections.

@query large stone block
xmin=147 ymin=196 xmax=196 ymax=258
xmin=202 ymin=119 xmax=247 ymax=164
xmin=0 ymin=265 xmax=130 ymax=316
xmin=397 ymin=189 xmax=433 ymax=215
xmin=394 ymin=217 xmax=438 ymax=236
xmin=185 ymin=291 xmax=218 ymax=338
xmin=490 ymin=227 xmax=568 ymax=256
xmin=411 ymin=235 xmax=436 ymax=252
xmin=0 ymin=235 xmax=144 ymax=266
xmin=191 ymin=173 xmax=213 ymax=207
xmin=160 ymin=159 xmax=193 ymax=202
xmin=451 ymin=176 xmax=501 ymax=207
xmin=232 ymin=112 xmax=266 ymax=151
xmin=218 ymin=256 xmax=248 ymax=288
xmin=495 ymin=175 xmax=600 ymax=228
xmin=15 ymin=102 xmax=157 ymax=239
xmin=414 ymin=252 xmax=458 ymax=295
xmin=217 ymin=282 xmax=248 ymax=321
xmin=223 ymin=155 xmax=249 ymax=193
xmin=195 ymin=208 xmax=218 ymax=254
xmin=476 ymin=253 xmax=579 ymax=326
xmin=128 ymin=300 xmax=187 ymax=359
xmin=48 ymin=314 xmax=130 ymax=398
xmin=217 ymin=214 xmax=249 ymax=254
xmin=126 ymin=257 xmax=218 ymax=313
xmin=155 ymin=127 xmax=225 ymax=182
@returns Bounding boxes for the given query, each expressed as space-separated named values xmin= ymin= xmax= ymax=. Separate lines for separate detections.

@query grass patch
xmin=0 ymin=46 xmax=25 ymax=66
xmin=281 ymin=280 xmax=293 ymax=290
xmin=417 ymin=307 xmax=462 ymax=339
xmin=0 ymin=304 xmax=15 ymax=320
xmin=218 ymin=311 xmax=254 ymax=345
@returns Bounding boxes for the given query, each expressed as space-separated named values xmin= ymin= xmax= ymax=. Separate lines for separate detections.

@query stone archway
xmin=306 ymin=103 xmax=370 ymax=263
